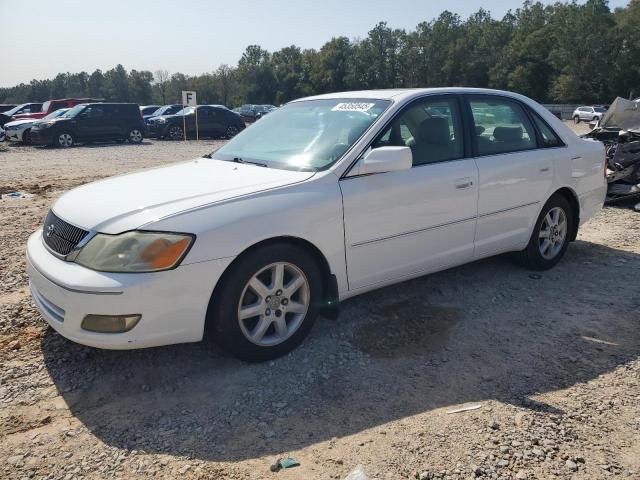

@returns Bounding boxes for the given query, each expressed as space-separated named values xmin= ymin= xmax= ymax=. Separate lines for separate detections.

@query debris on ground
xmin=446 ymin=404 xmax=483 ymax=414
xmin=344 ymin=465 xmax=370 ymax=480
xmin=0 ymin=191 xmax=34 ymax=200
xmin=270 ymin=457 xmax=300 ymax=472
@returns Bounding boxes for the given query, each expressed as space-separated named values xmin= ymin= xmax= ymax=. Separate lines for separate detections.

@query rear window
xmin=469 ymin=98 xmax=536 ymax=156
xmin=529 ymin=110 xmax=564 ymax=148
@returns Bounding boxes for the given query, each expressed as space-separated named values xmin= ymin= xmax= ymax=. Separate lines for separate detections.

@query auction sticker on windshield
xmin=331 ymin=102 xmax=376 ymax=112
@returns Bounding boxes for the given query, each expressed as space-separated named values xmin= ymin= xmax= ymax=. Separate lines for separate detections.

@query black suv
xmin=29 ymin=103 xmax=145 ymax=148
xmin=148 ymin=105 xmax=245 ymax=140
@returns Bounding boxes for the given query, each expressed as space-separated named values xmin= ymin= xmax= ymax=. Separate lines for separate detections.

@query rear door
xmin=466 ymin=95 xmax=555 ymax=257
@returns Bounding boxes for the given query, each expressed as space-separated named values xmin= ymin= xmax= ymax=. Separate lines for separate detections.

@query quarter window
xmin=469 ymin=98 xmax=536 ymax=156
xmin=373 ymin=97 xmax=464 ymax=166
xmin=530 ymin=110 xmax=564 ymax=148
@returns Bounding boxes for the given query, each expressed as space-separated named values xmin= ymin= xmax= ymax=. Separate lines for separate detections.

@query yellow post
xmin=195 ymin=105 xmax=199 ymax=141
xmin=182 ymin=104 xmax=187 ymax=141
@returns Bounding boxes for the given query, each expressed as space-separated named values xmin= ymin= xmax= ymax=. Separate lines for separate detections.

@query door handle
xmin=454 ymin=178 xmax=473 ymax=189
xmin=539 ymin=166 xmax=550 ymax=173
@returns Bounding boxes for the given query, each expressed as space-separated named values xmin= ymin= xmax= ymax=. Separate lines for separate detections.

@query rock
xmin=7 ymin=455 xmax=24 ymax=466
xmin=496 ymin=459 xmax=509 ymax=468
xmin=515 ymin=472 xmax=528 ymax=480
xmin=264 ymin=430 xmax=275 ymax=439
xmin=489 ymin=421 xmax=500 ymax=430
xmin=566 ymin=460 xmax=578 ymax=472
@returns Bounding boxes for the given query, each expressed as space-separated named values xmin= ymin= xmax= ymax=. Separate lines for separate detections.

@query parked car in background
xmin=147 ymin=105 xmax=245 ymax=140
xmin=0 ymin=103 xmax=42 ymax=126
xmin=26 ymin=88 xmax=606 ymax=361
xmin=572 ymin=106 xmax=606 ymax=123
xmin=4 ymin=108 xmax=70 ymax=144
xmin=0 ymin=125 xmax=5 ymax=142
xmin=232 ymin=105 xmax=260 ymax=123
xmin=11 ymin=98 xmax=101 ymax=122
xmin=0 ymin=104 xmax=18 ymax=113
xmin=29 ymin=103 xmax=145 ymax=148
xmin=140 ymin=105 xmax=161 ymax=116
xmin=143 ymin=104 xmax=183 ymax=124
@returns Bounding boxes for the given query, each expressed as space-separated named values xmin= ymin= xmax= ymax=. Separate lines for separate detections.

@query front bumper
xmin=147 ymin=122 xmax=169 ymax=138
xmin=29 ymin=128 xmax=55 ymax=145
xmin=26 ymin=230 xmax=234 ymax=349
xmin=5 ymin=127 xmax=26 ymax=142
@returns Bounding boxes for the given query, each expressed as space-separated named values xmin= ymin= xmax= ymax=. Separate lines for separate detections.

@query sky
xmin=0 ymin=0 xmax=630 ymax=88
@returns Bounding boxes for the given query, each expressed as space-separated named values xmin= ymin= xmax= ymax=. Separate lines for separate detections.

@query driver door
xmin=339 ymin=95 xmax=479 ymax=291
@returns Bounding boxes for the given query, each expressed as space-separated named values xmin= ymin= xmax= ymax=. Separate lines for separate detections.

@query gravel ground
xmin=1 ymin=126 xmax=639 ymax=480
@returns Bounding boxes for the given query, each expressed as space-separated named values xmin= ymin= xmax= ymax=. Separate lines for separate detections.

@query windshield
xmin=43 ymin=109 xmax=69 ymax=120
xmin=64 ymin=104 xmax=87 ymax=118
xmin=175 ymin=106 xmax=194 ymax=116
xmin=152 ymin=105 xmax=173 ymax=116
xmin=4 ymin=103 xmax=32 ymax=116
xmin=210 ymin=98 xmax=390 ymax=171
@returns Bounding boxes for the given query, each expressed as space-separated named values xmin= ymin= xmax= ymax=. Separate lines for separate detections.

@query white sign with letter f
xmin=182 ymin=91 xmax=197 ymax=106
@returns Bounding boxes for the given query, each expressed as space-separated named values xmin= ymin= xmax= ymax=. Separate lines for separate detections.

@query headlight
xmin=38 ymin=121 xmax=55 ymax=128
xmin=156 ymin=118 xmax=167 ymax=124
xmin=74 ymin=231 xmax=194 ymax=273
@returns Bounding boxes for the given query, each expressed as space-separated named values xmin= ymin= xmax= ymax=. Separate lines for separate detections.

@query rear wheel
xmin=206 ymin=243 xmax=322 ymax=362
xmin=56 ymin=132 xmax=74 ymax=148
xmin=167 ymin=125 xmax=183 ymax=141
xmin=128 ymin=128 xmax=143 ymax=144
xmin=518 ymin=194 xmax=573 ymax=270
xmin=225 ymin=125 xmax=239 ymax=139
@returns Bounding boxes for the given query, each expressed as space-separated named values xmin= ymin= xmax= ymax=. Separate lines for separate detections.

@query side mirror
xmin=350 ymin=146 xmax=412 ymax=176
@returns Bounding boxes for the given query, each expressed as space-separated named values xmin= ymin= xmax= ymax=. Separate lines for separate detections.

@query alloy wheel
xmin=58 ymin=133 xmax=73 ymax=148
xmin=129 ymin=129 xmax=143 ymax=143
xmin=168 ymin=126 xmax=183 ymax=140
xmin=538 ymin=206 xmax=567 ymax=260
xmin=237 ymin=262 xmax=310 ymax=347
xmin=226 ymin=125 xmax=239 ymax=139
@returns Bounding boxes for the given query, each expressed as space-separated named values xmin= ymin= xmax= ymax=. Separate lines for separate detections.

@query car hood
xmin=52 ymin=158 xmax=315 ymax=234
xmin=5 ymin=118 xmax=35 ymax=128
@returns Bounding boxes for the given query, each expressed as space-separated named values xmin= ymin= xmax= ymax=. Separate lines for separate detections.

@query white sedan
xmin=26 ymin=88 xmax=606 ymax=361
xmin=4 ymin=108 xmax=69 ymax=143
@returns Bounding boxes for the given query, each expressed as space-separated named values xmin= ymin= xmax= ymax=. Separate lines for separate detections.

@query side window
xmin=373 ymin=97 xmax=463 ymax=166
xmin=84 ymin=105 xmax=105 ymax=117
xmin=469 ymin=98 xmax=536 ymax=156
xmin=529 ymin=110 xmax=564 ymax=148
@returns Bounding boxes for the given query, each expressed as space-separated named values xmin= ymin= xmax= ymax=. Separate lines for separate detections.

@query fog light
xmin=81 ymin=314 xmax=141 ymax=333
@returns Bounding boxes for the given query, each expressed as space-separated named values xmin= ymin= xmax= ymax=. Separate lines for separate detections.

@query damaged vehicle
xmin=584 ymin=97 xmax=640 ymax=204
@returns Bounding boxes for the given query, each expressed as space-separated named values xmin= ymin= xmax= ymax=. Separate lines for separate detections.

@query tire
xmin=592 ymin=116 xmax=599 ymax=123
xmin=22 ymin=128 xmax=31 ymax=145
xmin=225 ymin=125 xmax=239 ymax=139
xmin=167 ymin=125 xmax=183 ymax=141
xmin=573 ymin=116 xmax=580 ymax=124
xmin=518 ymin=194 xmax=574 ymax=270
xmin=56 ymin=132 xmax=74 ymax=148
xmin=127 ymin=128 xmax=143 ymax=144
xmin=205 ymin=243 xmax=322 ymax=362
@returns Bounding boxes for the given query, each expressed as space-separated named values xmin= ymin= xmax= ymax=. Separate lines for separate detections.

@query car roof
xmin=294 ymin=87 xmax=534 ymax=103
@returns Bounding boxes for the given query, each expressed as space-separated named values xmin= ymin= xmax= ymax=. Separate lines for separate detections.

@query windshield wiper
xmin=232 ymin=157 xmax=268 ymax=167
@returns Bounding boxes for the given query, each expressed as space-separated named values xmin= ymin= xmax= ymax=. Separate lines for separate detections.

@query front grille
xmin=42 ymin=210 xmax=89 ymax=256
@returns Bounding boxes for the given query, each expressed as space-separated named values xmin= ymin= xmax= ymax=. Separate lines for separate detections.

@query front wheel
xmin=167 ymin=125 xmax=184 ymax=141
xmin=573 ymin=116 xmax=580 ymax=124
xmin=206 ymin=243 xmax=322 ymax=362
xmin=56 ymin=132 xmax=74 ymax=148
xmin=128 ymin=128 xmax=143 ymax=144
xmin=22 ymin=128 xmax=31 ymax=144
xmin=518 ymin=194 xmax=573 ymax=270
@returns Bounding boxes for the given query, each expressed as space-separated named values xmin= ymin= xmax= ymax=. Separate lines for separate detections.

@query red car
xmin=11 ymin=98 xmax=103 ymax=121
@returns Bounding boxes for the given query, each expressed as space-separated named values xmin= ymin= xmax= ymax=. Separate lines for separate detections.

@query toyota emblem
xmin=46 ymin=224 xmax=55 ymax=238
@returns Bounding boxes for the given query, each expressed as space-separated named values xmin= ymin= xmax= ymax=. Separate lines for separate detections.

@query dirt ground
xmin=0 ymin=125 xmax=639 ymax=480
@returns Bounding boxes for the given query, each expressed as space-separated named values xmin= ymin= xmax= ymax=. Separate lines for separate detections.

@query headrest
xmin=493 ymin=126 xmax=523 ymax=142
xmin=418 ymin=117 xmax=450 ymax=144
